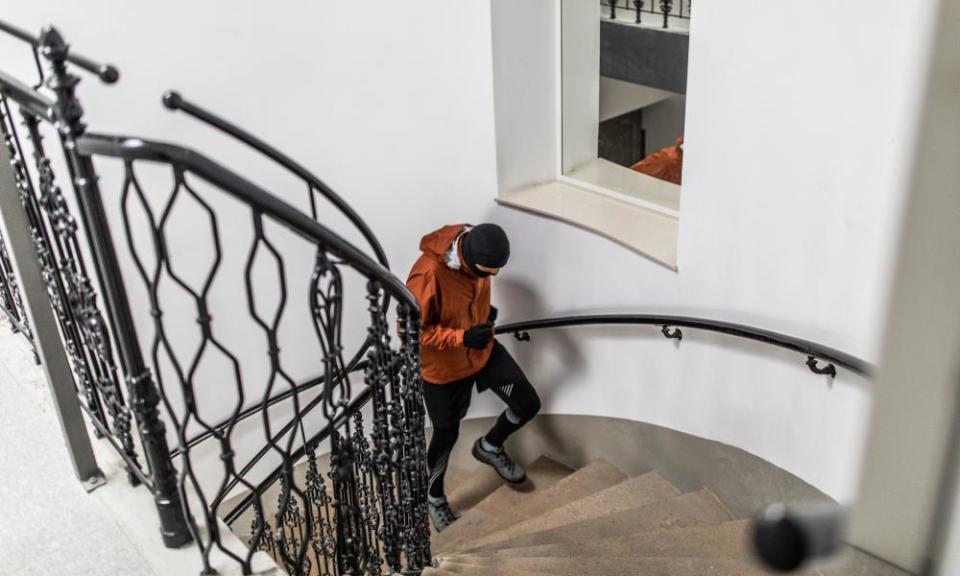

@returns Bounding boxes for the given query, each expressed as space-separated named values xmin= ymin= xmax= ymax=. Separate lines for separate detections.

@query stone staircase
xmin=424 ymin=456 xmax=910 ymax=576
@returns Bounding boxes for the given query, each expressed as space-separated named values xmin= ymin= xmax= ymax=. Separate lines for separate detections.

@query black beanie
xmin=462 ymin=223 xmax=510 ymax=275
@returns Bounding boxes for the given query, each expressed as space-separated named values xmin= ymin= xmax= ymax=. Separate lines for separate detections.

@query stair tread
xmin=435 ymin=458 xmax=626 ymax=553
xmin=461 ymin=471 xmax=680 ymax=551
xmin=448 ymin=519 xmax=751 ymax=562
xmin=462 ymin=488 xmax=734 ymax=554
xmin=444 ymin=462 xmax=515 ymax=513
xmin=438 ymin=555 xmax=822 ymax=575
xmin=433 ymin=455 xmax=574 ymax=550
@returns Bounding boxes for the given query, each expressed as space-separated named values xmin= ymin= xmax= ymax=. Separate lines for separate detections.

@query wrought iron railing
xmin=0 ymin=26 xmax=147 ymax=486
xmin=0 ymin=20 xmax=431 ymax=576
xmin=0 ymin=224 xmax=37 ymax=357
xmin=602 ymin=0 xmax=692 ymax=30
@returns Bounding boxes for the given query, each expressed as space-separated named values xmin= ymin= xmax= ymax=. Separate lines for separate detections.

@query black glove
xmin=488 ymin=306 xmax=498 ymax=324
xmin=463 ymin=323 xmax=494 ymax=349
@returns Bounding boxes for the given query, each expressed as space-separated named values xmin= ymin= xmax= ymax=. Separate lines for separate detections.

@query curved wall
xmin=0 ymin=0 xmax=938 ymax=506
xmin=486 ymin=0 xmax=937 ymax=504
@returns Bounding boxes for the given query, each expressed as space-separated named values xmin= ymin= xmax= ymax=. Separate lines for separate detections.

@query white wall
xmin=560 ymin=0 xmax=601 ymax=172
xmin=489 ymin=0 xmax=937 ymax=507
xmin=491 ymin=0 xmax=559 ymax=192
xmin=0 ymin=0 xmax=940 ymax=530
xmin=848 ymin=0 xmax=960 ymax=569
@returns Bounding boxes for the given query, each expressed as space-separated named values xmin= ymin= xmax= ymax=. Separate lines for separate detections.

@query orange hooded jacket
xmin=631 ymin=137 xmax=684 ymax=185
xmin=406 ymin=224 xmax=493 ymax=384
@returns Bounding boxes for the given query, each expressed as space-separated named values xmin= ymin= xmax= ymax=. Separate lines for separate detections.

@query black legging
xmin=424 ymin=343 xmax=541 ymax=498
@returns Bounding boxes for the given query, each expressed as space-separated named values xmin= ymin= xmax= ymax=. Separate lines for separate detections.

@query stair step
xmin=459 ymin=471 xmax=679 ymax=552
xmin=435 ymin=459 xmax=626 ymax=553
xmin=437 ymin=556 xmax=821 ymax=575
xmin=461 ymin=488 xmax=733 ymax=554
xmin=450 ymin=519 xmax=751 ymax=563
xmin=433 ymin=455 xmax=574 ymax=551
xmin=444 ymin=463 xmax=509 ymax=514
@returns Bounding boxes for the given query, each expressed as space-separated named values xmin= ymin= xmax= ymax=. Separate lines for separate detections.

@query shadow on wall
xmin=491 ymin=277 xmax=585 ymax=419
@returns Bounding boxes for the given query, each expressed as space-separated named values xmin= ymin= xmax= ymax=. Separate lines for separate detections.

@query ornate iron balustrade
xmin=0 ymin=20 xmax=431 ymax=576
xmin=0 ymin=27 xmax=146 ymax=484
xmin=75 ymin=132 xmax=430 ymax=575
xmin=0 ymin=222 xmax=37 ymax=357
xmin=603 ymin=0 xmax=692 ymax=30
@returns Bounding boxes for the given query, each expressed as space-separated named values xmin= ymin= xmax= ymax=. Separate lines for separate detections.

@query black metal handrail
xmin=0 ymin=20 xmax=119 ymax=83
xmin=497 ymin=314 xmax=872 ymax=378
xmin=76 ymin=134 xmax=412 ymax=302
xmin=0 ymin=70 xmax=54 ymax=120
xmin=161 ymin=90 xmax=390 ymax=269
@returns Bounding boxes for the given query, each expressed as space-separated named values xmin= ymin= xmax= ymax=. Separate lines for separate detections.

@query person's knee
xmin=514 ymin=386 xmax=541 ymax=421
xmin=431 ymin=423 xmax=460 ymax=447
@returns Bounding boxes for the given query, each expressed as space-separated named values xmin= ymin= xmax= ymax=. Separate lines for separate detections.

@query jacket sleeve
xmin=406 ymin=269 xmax=464 ymax=350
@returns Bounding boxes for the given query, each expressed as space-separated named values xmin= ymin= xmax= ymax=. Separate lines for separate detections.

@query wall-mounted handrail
xmin=0 ymin=20 xmax=119 ymax=84
xmin=75 ymin=133 xmax=417 ymax=310
xmin=496 ymin=314 xmax=872 ymax=378
xmin=161 ymin=90 xmax=390 ymax=269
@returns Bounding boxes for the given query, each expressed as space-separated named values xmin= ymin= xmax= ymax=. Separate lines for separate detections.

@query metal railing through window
xmin=602 ymin=0 xmax=692 ymax=30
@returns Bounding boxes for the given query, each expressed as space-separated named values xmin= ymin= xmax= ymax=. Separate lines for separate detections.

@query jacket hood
xmin=419 ymin=224 xmax=468 ymax=259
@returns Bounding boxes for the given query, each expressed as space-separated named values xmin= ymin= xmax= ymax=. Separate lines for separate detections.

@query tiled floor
xmin=0 ymin=316 xmax=159 ymax=575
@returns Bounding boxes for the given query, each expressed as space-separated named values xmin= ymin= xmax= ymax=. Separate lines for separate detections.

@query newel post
xmin=39 ymin=26 xmax=193 ymax=548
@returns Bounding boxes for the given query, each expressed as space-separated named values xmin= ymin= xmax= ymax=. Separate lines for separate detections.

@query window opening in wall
xmin=561 ymin=0 xmax=690 ymax=206
xmin=493 ymin=0 xmax=691 ymax=269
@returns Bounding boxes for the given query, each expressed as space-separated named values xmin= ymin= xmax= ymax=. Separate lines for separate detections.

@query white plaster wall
xmin=491 ymin=0 xmax=559 ymax=192
xmin=848 ymin=0 xmax=960 ymax=568
xmin=489 ymin=0 xmax=937 ymax=505
xmin=0 ymin=0 xmax=940 ymax=518
xmin=560 ymin=0 xmax=601 ymax=172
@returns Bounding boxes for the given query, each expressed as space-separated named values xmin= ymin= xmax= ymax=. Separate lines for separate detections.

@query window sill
xmin=496 ymin=175 xmax=680 ymax=270
xmin=563 ymin=158 xmax=680 ymax=216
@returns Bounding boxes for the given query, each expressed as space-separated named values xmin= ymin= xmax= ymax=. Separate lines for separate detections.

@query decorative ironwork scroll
xmin=0 ymin=94 xmax=144 ymax=480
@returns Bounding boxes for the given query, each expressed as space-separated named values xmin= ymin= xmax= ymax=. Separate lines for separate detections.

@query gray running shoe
xmin=472 ymin=438 xmax=526 ymax=484
xmin=428 ymin=497 xmax=459 ymax=533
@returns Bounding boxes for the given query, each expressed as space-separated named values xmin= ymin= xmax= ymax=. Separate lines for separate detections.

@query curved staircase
xmin=424 ymin=456 xmax=908 ymax=576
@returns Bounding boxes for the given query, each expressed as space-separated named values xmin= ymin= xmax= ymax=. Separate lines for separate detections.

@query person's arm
xmin=407 ymin=270 xmax=464 ymax=350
